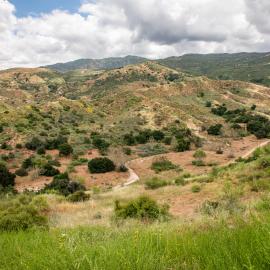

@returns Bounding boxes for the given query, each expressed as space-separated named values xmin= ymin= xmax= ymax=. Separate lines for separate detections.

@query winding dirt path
xmin=117 ymin=139 xmax=270 ymax=189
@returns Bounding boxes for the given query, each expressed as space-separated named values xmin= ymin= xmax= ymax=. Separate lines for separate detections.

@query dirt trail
xmin=118 ymin=139 xmax=270 ymax=189
xmin=113 ymin=162 xmax=140 ymax=190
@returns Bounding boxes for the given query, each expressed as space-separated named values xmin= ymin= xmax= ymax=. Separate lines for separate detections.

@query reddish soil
xmin=169 ymin=182 xmax=221 ymax=219
xmin=128 ymin=136 xmax=269 ymax=178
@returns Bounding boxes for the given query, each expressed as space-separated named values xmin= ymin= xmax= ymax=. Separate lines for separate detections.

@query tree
xmin=152 ymin=130 xmax=165 ymax=141
xmin=25 ymin=137 xmax=44 ymax=151
xmin=207 ymin=124 xmax=223 ymax=136
xmin=39 ymin=164 xmax=60 ymax=177
xmin=43 ymin=173 xmax=85 ymax=196
xmin=58 ymin=143 xmax=73 ymax=156
xmin=0 ymin=164 xmax=16 ymax=188
xmin=88 ymin=157 xmax=115 ymax=173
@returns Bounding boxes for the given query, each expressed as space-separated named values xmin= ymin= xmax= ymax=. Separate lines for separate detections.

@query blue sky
xmin=10 ymin=0 xmax=81 ymax=17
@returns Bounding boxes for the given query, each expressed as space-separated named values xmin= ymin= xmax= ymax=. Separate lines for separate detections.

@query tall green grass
xmin=1 ymin=217 xmax=270 ymax=270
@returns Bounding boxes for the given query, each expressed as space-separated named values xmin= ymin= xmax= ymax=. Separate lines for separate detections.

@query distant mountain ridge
xmin=45 ymin=55 xmax=147 ymax=72
xmin=45 ymin=52 xmax=270 ymax=87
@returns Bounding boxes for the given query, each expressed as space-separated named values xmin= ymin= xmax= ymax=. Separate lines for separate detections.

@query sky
xmin=0 ymin=0 xmax=270 ymax=69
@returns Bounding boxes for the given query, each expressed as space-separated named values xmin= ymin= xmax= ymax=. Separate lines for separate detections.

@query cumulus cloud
xmin=0 ymin=0 xmax=269 ymax=69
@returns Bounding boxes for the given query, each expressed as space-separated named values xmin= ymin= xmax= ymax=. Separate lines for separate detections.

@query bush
xmin=145 ymin=177 xmax=168 ymax=190
xmin=175 ymin=176 xmax=187 ymax=186
xmin=118 ymin=164 xmax=128 ymax=172
xmin=175 ymin=138 xmax=191 ymax=152
xmin=88 ymin=158 xmax=115 ymax=173
xmin=22 ymin=157 xmax=34 ymax=169
xmin=191 ymin=184 xmax=201 ymax=193
xmin=151 ymin=157 xmax=178 ymax=173
xmin=205 ymin=101 xmax=212 ymax=107
xmin=25 ymin=137 xmax=44 ymax=151
xmin=192 ymin=159 xmax=206 ymax=166
xmin=123 ymin=133 xmax=136 ymax=146
xmin=67 ymin=191 xmax=90 ymax=202
xmin=135 ymin=130 xmax=151 ymax=144
xmin=16 ymin=143 xmax=22 ymax=149
xmin=138 ymin=144 xmax=168 ymax=157
xmin=15 ymin=168 xmax=28 ymax=177
xmin=193 ymin=149 xmax=206 ymax=159
xmin=114 ymin=195 xmax=169 ymax=221
xmin=37 ymin=147 xmax=46 ymax=155
xmin=123 ymin=147 xmax=132 ymax=155
xmin=163 ymin=136 xmax=172 ymax=145
xmin=166 ymin=73 xmax=180 ymax=82
xmin=0 ymin=164 xmax=16 ymax=188
xmin=152 ymin=130 xmax=165 ymax=141
xmin=92 ymin=137 xmax=110 ymax=153
xmin=43 ymin=173 xmax=86 ymax=196
xmin=39 ymin=164 xmax=60 ymax=177
xmin=58 ymin=143 xmax=73 ymax=156
xmin=0 ymin=194 xmax=48 ymax=231
xmin=207 ymin=124 xmax=223 ymax=136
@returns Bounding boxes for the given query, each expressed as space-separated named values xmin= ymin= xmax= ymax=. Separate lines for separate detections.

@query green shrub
xmin=25 ymin=137 xmax=44 ymax=151
xmin=175 ymin=138 xmax=191 ymax=152
xmin=39 ymin=164 xmax=60 ymax=177
xmin=207 ymin=124 xmax=223 ymax=136
xmin=151 ymin=157 xmax=178 ymax=173
xmin=163 ymin=136 xmax=172 ymax=145
xmin=135 ymin=130 xmax=151 ymax=144
xmin=192 ymin=159 xmax=206 ymax=166
xmin=88 ymin=158 xmax=115 ymax=173
xmin=145 ymin=177 xmax=168 ymax=190
xmin=15 ymin=168 xmax=28 ymax=177
xmin=22 ymin=157 xmax=34 ymax=169
xmin=138 ymin=144 xmax=168 ymax=157
xmin=191 ymin=184 xmax=201 ymax=193
xmin=37 ymin=147 xmax=46 ymax=155
xmin=205 ymin=101 xmax=212 ymax=107
xmin=123 ymin=133 xmax=136 ymax=146
xmin=174 ymin=176 xmax=187 ymax=186
xmin=114 ymin=195 xmax=169 ymax=221
xmin=152 ymin=130 xmax=165 ymax=141
xmin=118 ymin=164 xmax=128 ymax=172
xmin=15 ymin=143 xmax=22 ymax=149
xmin=67 ymin=191 xmax=90 ymax=202
xmin=43 ymin=173 xmax=86 ymax=196
xmin=0 ymin=164 xmax=16 ymax=188
xmin=92 ymin=137 xmax=110 ymax=153
xmin=58 ymin=143 xmax=73 ymax=156
xmin=123 ymin=147 xmax=132 ymax=155
xmin=193 ymin=149 xmax=206 ymax=159
xmin=0 ymin=194 xmax=48 ymax=231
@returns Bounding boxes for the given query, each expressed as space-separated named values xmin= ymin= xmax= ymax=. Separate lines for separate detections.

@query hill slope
xmin=46 ymin=56 xmax=147 ymax=72
xmin=159 ymin=52 xmax=270 ymax=86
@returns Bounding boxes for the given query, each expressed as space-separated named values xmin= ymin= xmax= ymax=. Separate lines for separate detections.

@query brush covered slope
xmin=0 ymin=62 xmax=270 ymax=192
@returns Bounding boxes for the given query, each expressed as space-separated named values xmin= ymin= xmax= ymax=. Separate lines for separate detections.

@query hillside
xmin=1 ymin=59 xmax=270 ymax=270
xmin=46 ymin=55 xmax=147 ymax=72
xmin=45 ymin=53 xmax=270 ymax=87
xmin=0 ymin=61 xmax=270 ymax=193
xmin=159 ymin=52 xmax=270 ymax=86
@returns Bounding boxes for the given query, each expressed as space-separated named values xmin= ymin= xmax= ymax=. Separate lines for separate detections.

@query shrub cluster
xmin=151 ymin=157 xmax=178 ymax=173
xmin=145 ymin=177 xmax=168 ymax=190
xmin=0 ymin=164 xmax=16 ymax=188
xmin=211 ymin=104 xmax=270 ymax=138
xmin=114 ymin=196 xmax=169 ymax=221
xmin=0 ymin=195 xmax=48 ymax=231
xmin=43 ymin=173 xmax=86 ymax=196
xmin=88 ymin=158 xmax=115 ymax=174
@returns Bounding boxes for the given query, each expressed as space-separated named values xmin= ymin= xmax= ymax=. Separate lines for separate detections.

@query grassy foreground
xmin=1 ymin=217 xmax=270 ymax=270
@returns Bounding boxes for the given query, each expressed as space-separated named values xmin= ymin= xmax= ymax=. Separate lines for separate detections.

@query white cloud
xmin=0 ymin=0 xmax=269 ymax=69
